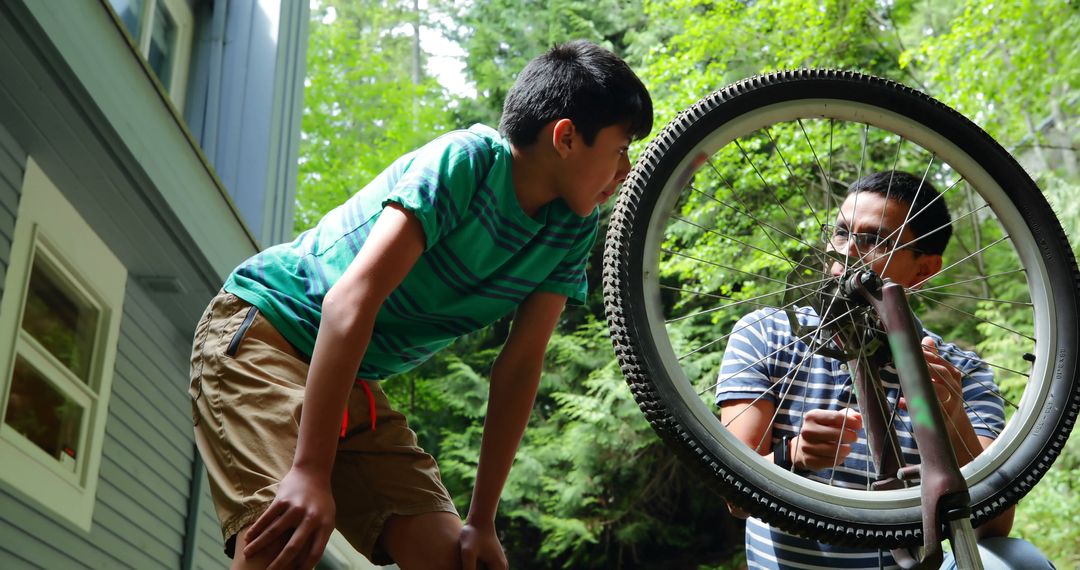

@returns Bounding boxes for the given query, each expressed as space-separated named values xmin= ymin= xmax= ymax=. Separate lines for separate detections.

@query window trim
xmin=107 ymin=0 xmax=194 ymax=113
xmin=0 ymin=158 xmax=127 ymax=531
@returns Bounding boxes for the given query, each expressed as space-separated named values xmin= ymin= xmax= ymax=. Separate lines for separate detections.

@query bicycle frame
xmin=846 ymin=271 xmax=983 ymax=570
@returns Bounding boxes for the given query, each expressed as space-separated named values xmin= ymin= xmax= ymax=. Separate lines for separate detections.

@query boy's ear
xmin=551 ymin=118 xmax=577 ymax=158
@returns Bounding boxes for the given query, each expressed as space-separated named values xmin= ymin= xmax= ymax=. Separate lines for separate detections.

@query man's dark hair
xmin=499 ymin=40 xmax=653 ymax=147
xmin=847 ymin=171 xmax=952 ymax=255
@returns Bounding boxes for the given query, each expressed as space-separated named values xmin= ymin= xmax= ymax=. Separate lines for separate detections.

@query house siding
xmin=0 ymin=0 xmax=305 ymax=566
xmin=0 ymin=120 xmax=227 ymax=568
xmin=0 ymin=284 xmax=231 ymax=569
xmin=0 ymin=121 xmax=21 ymax=288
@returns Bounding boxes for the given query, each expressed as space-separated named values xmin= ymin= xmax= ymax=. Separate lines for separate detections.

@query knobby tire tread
xmin=603 ymin=69 xmax=1080 ymax=547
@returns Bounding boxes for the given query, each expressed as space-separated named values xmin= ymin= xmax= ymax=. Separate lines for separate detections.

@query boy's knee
xmin=380 ymin=512 xmax=463 ymax=570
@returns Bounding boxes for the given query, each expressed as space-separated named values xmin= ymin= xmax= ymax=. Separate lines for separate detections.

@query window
xmin=108 ymin=0 xmax=194 ymax=112
xmin=0 ymin=158 xmax=126 ymax=530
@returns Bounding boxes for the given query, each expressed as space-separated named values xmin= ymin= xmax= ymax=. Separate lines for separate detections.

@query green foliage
xmin=297 ymin=0 xmax=455 ymax=234
xmin=298 ymin=0 xmax=1079 ymax=566
xmin=433 ymin=0 xmax=650 ymax=122
xmin=638 ymin=0 xmax=906 ymax=125
xmin=1011 ymin=433 xmax=1080 ymax=568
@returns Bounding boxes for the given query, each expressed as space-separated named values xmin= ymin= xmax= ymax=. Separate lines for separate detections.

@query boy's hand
xmin=244 ymin=466 xmax=336 ymax=569
xmin=791 ymin=408 xmax=863 ymax=471
xmin=460 ymin=520 xmax=508 ymax=570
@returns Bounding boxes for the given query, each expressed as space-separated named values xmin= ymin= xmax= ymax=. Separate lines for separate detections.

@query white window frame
xmin=0 ymin=158 xmax=126 ymax=531
xmin=110 ymin=0 xmax=194 ymax=113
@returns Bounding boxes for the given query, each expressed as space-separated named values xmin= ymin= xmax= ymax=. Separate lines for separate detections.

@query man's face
xmin=827 ymin=192 xmax=942 ymax=289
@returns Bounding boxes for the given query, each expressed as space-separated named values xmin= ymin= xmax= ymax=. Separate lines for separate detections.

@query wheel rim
xmin=632 ymin=96 xmax=1056 ymax=513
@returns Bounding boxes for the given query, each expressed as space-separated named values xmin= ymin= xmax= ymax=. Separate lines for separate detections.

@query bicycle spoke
xmin=762 ymin=126 xmax=823 ymax=228
xmin=828 ymin=374 xmax=860 ymax=487
xmin=660 ymin=248 xmax=794 ymax=287
xmin=856 ymin=176 xmax=967 ymax=259
xmin=916 ymin=234 xmax=1011 ymax=289
xmin=732 ymin=139 xmax=805 ymax=237
xmin=669 ymin=216 xmax=823 ymax=274
xmin=880 ymin=157 xmax=935 ymax=276
xmin=915 ymin=269 xmax=1026 ymax=294
xmin=754 ymin=336 xmax=823 ymax=454
xmin=722 ymin=297 xmax=847 ymax=432
xmin=706 ymin=304 xmax=861 ymax=398
xmin=910 ymin=289 xmax=1032 ymax=307
xmin=663 ymin=276 xmax=834 ymax=325
xmin=689 ymin=179 xmax=825 ymax=258
xmin=797 ymin=119 xmax=834 ymax=199
xmin=917 ymin=295 xmax=1034 ymax=341
xmin=675 ymin=286 xmax=828 ymax=361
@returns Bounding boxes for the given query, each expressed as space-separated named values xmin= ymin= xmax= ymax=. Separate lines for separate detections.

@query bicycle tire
xmin=603 ymin=69 xmax=1080 ymax=547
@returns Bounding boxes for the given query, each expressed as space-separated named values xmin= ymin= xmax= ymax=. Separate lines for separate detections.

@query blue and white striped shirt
xmin=716 ymin=307 xmax=1005 ymax=569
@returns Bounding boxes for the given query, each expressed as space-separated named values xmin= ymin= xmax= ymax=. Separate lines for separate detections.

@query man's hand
xmin=460 ymin=520 xmax=508 ymax=570
xmin=790 ymin=408 xmax=863 ymax=471
xmin=919 ymin=336 xmax=966 ymax=419
xmin=243 ymin=466 xmax=336 ymax=570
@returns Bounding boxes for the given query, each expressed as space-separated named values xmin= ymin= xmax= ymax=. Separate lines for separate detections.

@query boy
xmin=189 ymin=40 xmax=652 ymax=569
xmin=716 ymin=171 xmax=1050 ymax=569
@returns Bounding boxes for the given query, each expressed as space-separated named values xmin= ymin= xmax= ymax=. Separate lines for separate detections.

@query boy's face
xmin=559 ymin=123 xmax=633 ymax=217
xmin=827 ymin=191 xmax=942 ymax=289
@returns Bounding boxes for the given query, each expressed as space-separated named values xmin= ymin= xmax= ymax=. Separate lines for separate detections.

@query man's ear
xmin=910 ymin=253 xmax=943 ymax=290
xmin=551 ymin=118 xmax=577 ymax=159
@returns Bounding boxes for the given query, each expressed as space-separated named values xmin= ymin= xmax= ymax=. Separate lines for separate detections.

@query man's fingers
xmin=798 ymin=444 xmax=853 ymax=470
xmin=805 ymin=408 xmax=861 ymax=426
xmin=841 ymin=409 xmax=863 ymax=430
xmin=803 ymin=409 xmax=862 ymax=433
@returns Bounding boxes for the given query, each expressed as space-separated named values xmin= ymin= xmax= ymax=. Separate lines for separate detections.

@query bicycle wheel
xmin=603 ymin=69 xmax=1080 ymax=547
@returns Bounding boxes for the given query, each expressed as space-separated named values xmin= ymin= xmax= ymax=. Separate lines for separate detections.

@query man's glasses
xmin=822 ymin=224 xmax=925 ymax=256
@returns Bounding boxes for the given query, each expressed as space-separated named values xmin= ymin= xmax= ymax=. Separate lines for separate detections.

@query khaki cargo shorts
xmin=189 ymin=290 xmax=458 ymax=564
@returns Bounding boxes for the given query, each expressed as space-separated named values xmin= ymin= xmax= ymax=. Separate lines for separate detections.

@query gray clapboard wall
xmin=0 ymin=125 xmax=228 ymax=569
xmin=0 ymin=0 xmax=308 ymax=566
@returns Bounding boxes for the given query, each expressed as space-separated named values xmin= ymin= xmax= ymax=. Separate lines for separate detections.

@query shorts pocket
xmin=225 ymin=306 xmax=259 ymax=357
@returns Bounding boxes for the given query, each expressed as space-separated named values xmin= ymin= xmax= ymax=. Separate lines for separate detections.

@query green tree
xmin=297 ymin=0 xmax=455 ymax=234
xmin=433 ymin=0 xmax=651 ymax=121
xmin=296 ymin=0 xmax=1078 ymax=566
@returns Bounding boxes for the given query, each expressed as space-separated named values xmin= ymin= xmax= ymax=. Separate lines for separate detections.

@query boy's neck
xmin=509 ymin=142 xmax=559 ymax=219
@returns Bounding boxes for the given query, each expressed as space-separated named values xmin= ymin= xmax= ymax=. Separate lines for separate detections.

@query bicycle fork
xmin=847 ymin=273 xmax=984 ymax=570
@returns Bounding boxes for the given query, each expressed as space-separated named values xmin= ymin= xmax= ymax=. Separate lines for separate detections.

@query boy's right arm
xmin=242 ymin=203 xmax=426 ymax=569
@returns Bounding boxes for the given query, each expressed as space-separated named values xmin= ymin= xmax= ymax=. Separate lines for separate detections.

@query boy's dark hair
xmin=499 ymin=40 xmax=653 ymax=147
xmin=847 ymin=171 xmax=952 ymax=255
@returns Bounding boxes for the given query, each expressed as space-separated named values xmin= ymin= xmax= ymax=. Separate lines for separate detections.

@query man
xmin=716 ymin=171 xmax=1051 ymax=569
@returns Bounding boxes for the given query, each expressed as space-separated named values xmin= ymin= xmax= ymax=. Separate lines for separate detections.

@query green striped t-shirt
xmin=225 ymin=124 xmax=598 ymax=380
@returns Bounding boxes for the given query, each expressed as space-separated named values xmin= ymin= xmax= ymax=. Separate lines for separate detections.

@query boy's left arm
xmin=460 ymin=290 xmax=567 ymax=570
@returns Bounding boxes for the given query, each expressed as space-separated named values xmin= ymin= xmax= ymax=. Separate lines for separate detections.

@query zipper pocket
xmin=225 ymin=306 xmax=259 ymax=357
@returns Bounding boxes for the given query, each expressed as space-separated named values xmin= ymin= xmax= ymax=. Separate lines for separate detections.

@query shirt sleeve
xmin=715 ymin=309 xmax=778 ymax=406
xmin=937 ymin=339 xmax=1006 ymax=440
xmin=382 ymin=131 xmax=492 ymax=250
xmin=534 ymin=212 xmax=599 ymax=305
